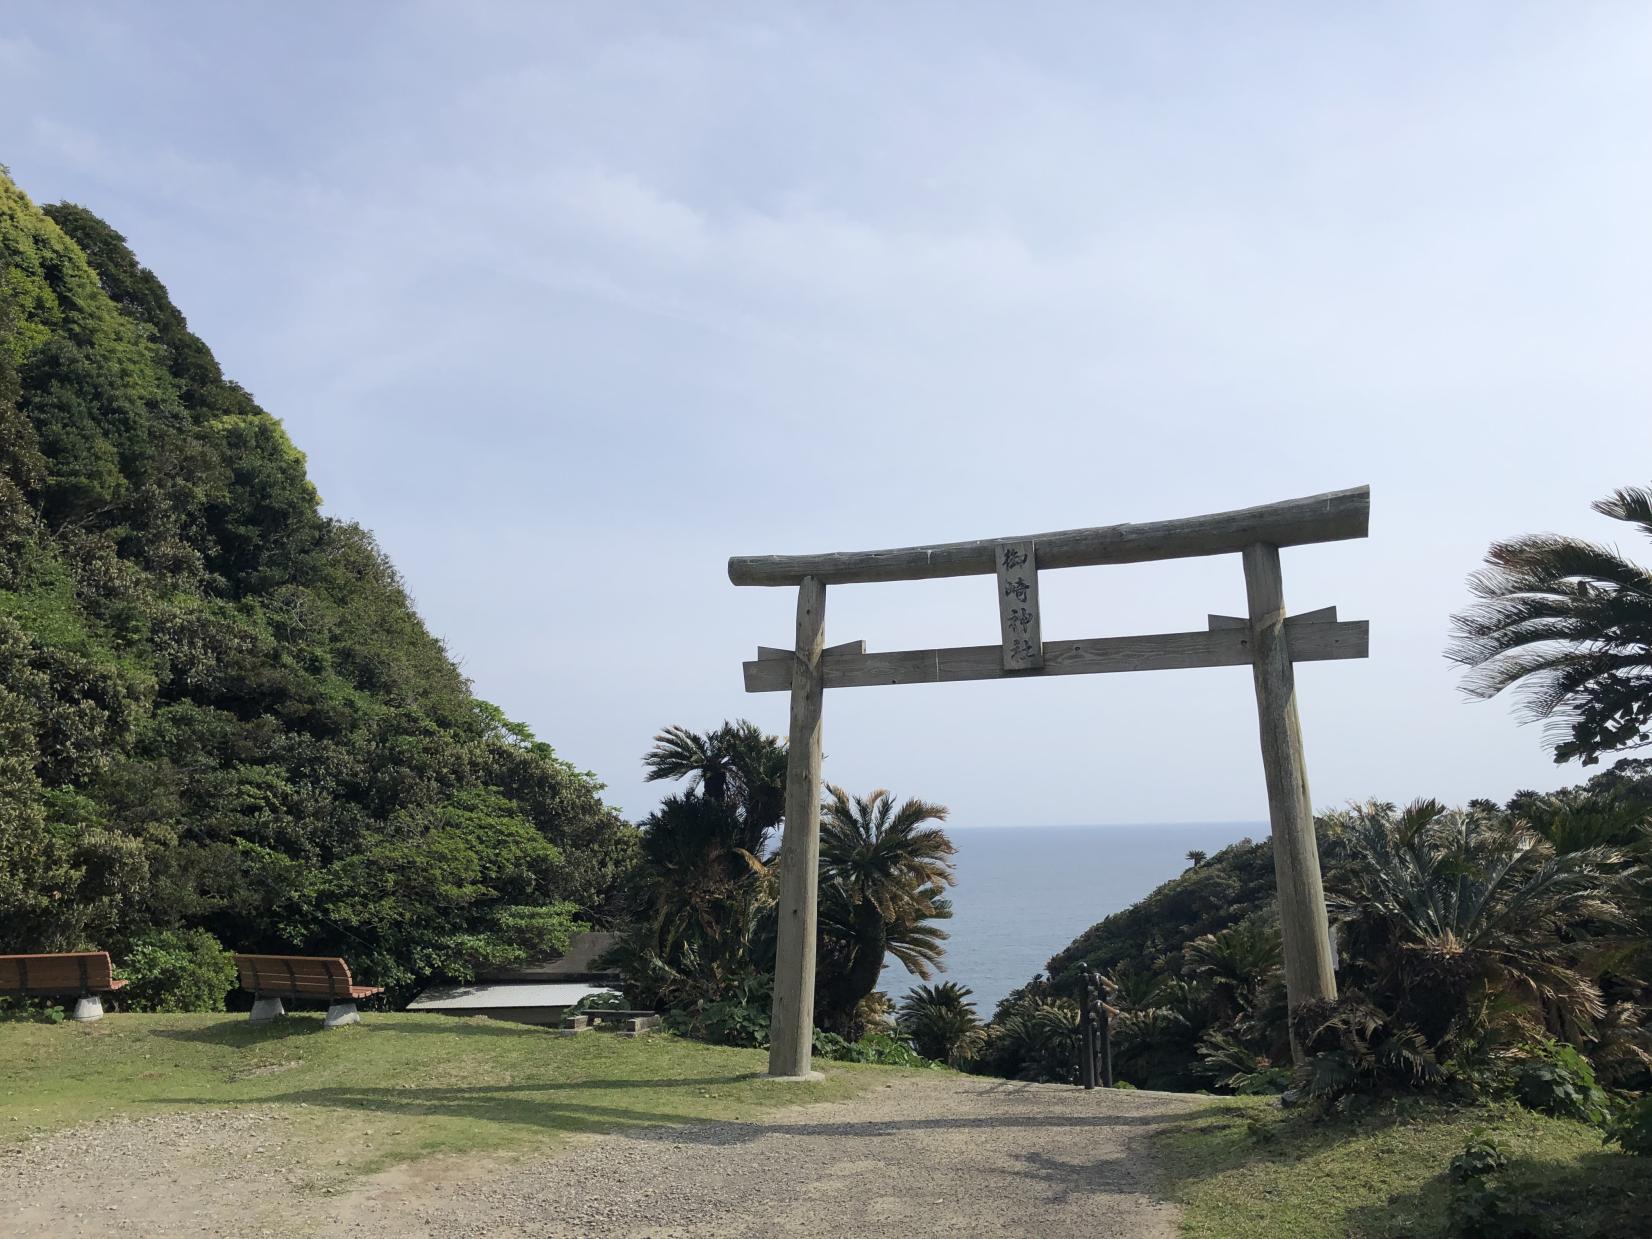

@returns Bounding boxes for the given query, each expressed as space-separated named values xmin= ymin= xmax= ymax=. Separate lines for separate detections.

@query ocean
xmin=884 ymin=822 xmax=1269 ymax=1016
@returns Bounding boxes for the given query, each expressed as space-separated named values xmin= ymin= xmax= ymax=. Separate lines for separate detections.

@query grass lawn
xmin=1153 ymin=1094 xmax=1647 ymax=1239
xmin=0 ymin=1012 xmax=894 ymax=1178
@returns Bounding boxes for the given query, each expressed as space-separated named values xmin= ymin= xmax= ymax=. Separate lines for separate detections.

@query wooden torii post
xmin=729 ymin=485 xmax=1371 ymax=1078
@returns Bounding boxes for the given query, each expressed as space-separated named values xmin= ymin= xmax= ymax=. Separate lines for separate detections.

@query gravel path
xmin=2 ymin=1107 xmax=320 ymax=1236
xmin=1 ymin=1075 xmax=1197 ymax=1238
xmin=325 ymin=1074 xmax=1197 ymax=1238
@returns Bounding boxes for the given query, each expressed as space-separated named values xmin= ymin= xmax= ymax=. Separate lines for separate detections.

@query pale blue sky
xmin=4 ymin=4 xmax=1649 ymax=824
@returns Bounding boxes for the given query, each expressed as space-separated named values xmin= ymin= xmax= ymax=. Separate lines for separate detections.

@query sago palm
xmin=1448 ymin=486 xmax=1652 ymax=765
xmin=897 ymin=981 xmax=984 ymax=1065
xmin=1183 ymin=918 xmax=1282 ymax=1017
xmin=814 ymin=786 xmax=956 ymax=1032
xmin=644 ymin=720 xmax=787 ymax=835
xmin=621 ymin=793 xmax=774 ymax=1005
xmin=1329 ymin=799 xmax=1634 ymax=1046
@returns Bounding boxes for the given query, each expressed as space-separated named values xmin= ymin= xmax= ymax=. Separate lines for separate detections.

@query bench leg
xmin=323 ymin=1001 xmax=360 ymax=1029
xmin=71 ymin=996 xmax=104 ymax=1022
xmin=249 ymin=997 xmax=286 ymax=1023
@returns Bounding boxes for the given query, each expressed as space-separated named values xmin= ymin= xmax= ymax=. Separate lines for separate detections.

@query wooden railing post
xmin=1098 ymin=975 xmax=1114 ymax=1088
xmin=1243 ymin=543 xmax=1337 ymax=1060
xmin=1078 ymin=972 xmax=1097 ymax=1089
xmin=768 ymin=575 xmax=827 ymax=1078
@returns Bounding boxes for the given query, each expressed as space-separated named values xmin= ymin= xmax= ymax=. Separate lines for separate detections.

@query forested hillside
xmin=0 ymin=173 xmax=637 ymax=997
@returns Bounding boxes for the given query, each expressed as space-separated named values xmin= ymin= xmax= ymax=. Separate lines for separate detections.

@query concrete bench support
xmin=71 ymin=996 xmax=104 ymax=1022
xmin=558 ymin=1013 xmax=590 ymax=1036
xmin=323 ymin=1001 xmax=360 ymax=1029
xmin=249 ymin=997 xmax=286 ymax=1023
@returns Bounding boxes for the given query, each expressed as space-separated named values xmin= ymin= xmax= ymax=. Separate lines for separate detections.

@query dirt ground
xmin=2 ymin=1075 xmax=1198 ymax=1238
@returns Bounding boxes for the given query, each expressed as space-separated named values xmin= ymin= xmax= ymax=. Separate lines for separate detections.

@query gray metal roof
xmin=406 ymin=981 xmax=619 ymax=1011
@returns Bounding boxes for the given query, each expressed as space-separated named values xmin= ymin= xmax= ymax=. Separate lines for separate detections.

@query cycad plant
xmin=1329 ymin=799 xmax=1634 ymax=1050
xmin=897 ymin=981 xmax=984 ymax=1065
xmin=973 ymin=995 xmax=1083 ymax=1083
xmin=1183 ymin=918 xmax=1282 ymax=1020
xmin=1448 ymin=486 xmax=1652 ymax=765
xmin=1195 ymin=1029 xmax=1291 ymax=1094
xmin=615 ymin=721 xmax=788 ymax=1008
xmin=617 ymin=794 xmax=774 ymax=1008
xmin=814 ymin=786 xmax=956 ymax=1033
xmin=643 ymin=720 xmax=788 ymax=838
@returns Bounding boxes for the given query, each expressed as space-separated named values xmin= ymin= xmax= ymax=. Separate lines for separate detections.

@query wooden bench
xmin=559 ymin=1009 xmax=662 ymax=1037
xmin=0 ymin=952 xmax=128 ymax=1022
xmin=234 ymin=954 xmax=382 ymax=1029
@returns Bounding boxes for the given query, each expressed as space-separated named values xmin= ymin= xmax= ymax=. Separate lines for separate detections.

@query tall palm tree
xmin=898 ymin=982 xmax=984 ymax=1065
xmin=1329 ymin=799 xmax=1635 ymax=1047
xmin=615 ymin=793 xmax=775 ymax=1007
xmin=620 ymin=721 xmax=788 ymax=1008
xmin=814 ymin=786 xmax=956 ymax=1033
xmin=644 ymin=721 xmax=788 ymax=834
xmin=1448 ymin=486 xmax=1652 ymax=765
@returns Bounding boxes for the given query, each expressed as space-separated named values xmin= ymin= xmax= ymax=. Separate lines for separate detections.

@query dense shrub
xmin=1444 ymin=1133 xmax=1519 ymax=1239
xmin=662 ymin=974 xmax=772 ymax=1048
xmin=1511 ymin=1042 xmax=1612 ymax=1127
xmin=1292 ymin=995 xmax=1440 ymax=1104
xmin=119 ymin=929 xmax=236 ymax=1012
xmin=969 ymin=985 xmax=1084 ymax=1083
xmin=0 ymin=996 xmax=65 ymax=1023
xmin=567 ymin=989 xmax=628 ymax=1016
xmin=1449 ymin=1132 xmax=1512 ymax=1182
xmin=1604 ymin=1095 xmax=1652 ymax=1156
xmin=1195 ymin=1031 xmax=1290 ymax=1095
xmin=813 ymin=1029 xmax=936 ymax=1067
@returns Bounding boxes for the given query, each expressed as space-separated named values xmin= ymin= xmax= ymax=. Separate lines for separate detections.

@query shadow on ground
xmin=154 ymin=1074 xmax=1185 ymax=1155
xmin=1343 ymin=1149 xmax=1642 ymax=1239
xmin=150 ymin=1014 xmax=558 ymax=1044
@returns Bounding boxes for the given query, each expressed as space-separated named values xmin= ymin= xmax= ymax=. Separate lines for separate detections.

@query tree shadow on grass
xmin=149 ymin=1016 xmax=329 ymax=1045
xmin=1343 ymin=1149 xmax=1645 ymax=1239
xmin=1148 ymin=1097 xmax=1480 ymax=1194
xmin=153 ymin=1079 xmax=775 ymax=1140
xmin=150 ymin=1014 xmax=568 ymax=1046
xmin=994 ymin=1147 xmax=1170 ymax=1205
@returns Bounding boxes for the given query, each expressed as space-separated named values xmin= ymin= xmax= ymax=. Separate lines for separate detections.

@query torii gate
xmin=729 ymin=485 xmax=1371 ymax=1078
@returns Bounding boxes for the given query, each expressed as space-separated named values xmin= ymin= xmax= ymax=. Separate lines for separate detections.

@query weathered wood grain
xmin=757 ymin=640 xmax=866 ymax=661
xmin=729 ymin=485 xmax=1370 ymax=586
xmin=768 ymin=576 xmax=827 ymax=1079
xmin=1243 ymin=542 xmax=1338 ymax=1053
xmin=995 ymin=540 xmax=1043 ymax=670
xmin=1207 ymin=605 xmax=1337 ymax=631
xmin=741 ymin=620 xmax=1368 ymax=692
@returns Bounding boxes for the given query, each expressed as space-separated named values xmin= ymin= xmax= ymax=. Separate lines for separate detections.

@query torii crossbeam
xmin=729 ymin=485 xmax=1371 ymax=1078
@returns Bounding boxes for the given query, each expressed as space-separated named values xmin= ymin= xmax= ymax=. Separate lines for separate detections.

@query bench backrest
xmin=0 ymin=952 xmax=117 ymax=994
xmin=235 ymin=954 xmax=356 ymax=998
